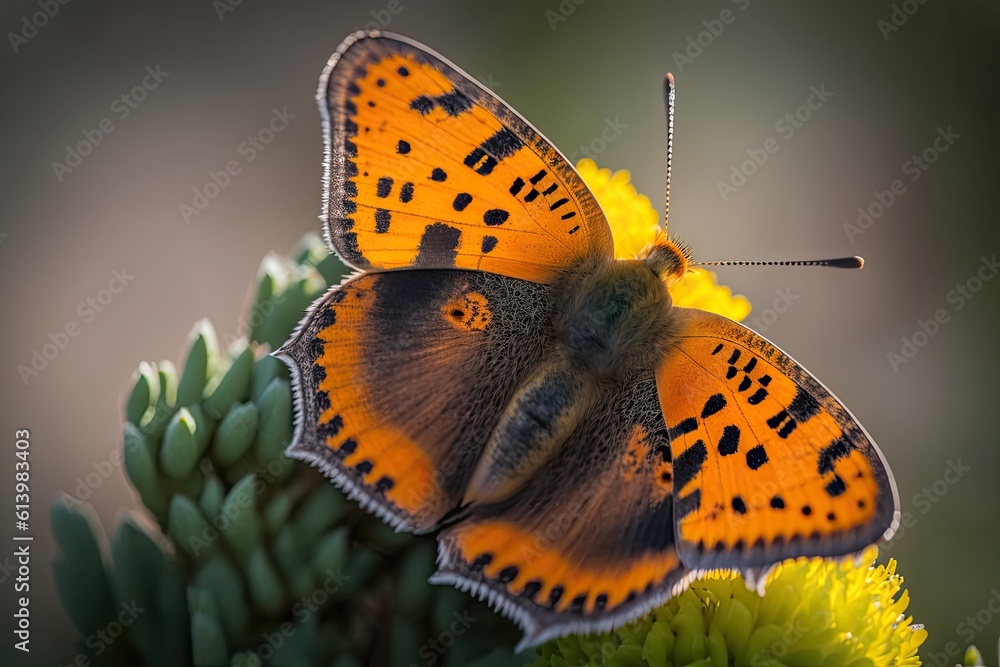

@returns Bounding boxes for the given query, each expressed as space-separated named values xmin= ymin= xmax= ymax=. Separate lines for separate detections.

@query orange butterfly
xmin=277 ymin=31 xmax=899 ymax=649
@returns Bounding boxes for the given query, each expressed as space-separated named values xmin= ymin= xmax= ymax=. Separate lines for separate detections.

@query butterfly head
xmin=639 ymin=231 xmax=692 ymax=286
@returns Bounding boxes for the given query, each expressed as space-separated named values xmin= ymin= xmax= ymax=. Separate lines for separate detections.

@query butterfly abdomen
xmin=464 ymin=354 xmax=598 ymax=506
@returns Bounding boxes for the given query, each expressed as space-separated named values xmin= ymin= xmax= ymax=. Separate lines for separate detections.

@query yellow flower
xmin=577 ymin=158 xmax=752 ymax=322
xmin=533 ymin=546 xmax=927 ymax=667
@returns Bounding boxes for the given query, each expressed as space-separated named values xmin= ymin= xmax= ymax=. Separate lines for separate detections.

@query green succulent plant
xmin=51 ymin=234 xmax=525 ymax=666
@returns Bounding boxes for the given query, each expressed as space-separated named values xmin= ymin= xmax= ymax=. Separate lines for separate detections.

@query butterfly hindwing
xmin=433 ymin=373 xmax=690 ymax=650
xmin=656 ymin=307 xmax=899 ymax=570
xmin=277 ymin=269 xmax=552 ymax=532
xmin=319 ymin=31 xmax=613 ymax=283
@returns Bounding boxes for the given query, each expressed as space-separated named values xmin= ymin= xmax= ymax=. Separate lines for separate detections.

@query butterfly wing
xmin=656 ymin=307 xmax=899 ymax=570
xmin=432 ymin=372 xmax=691 ymax=649
xmin=277 ymin=269 xmax=553 ymax=532
xmin=318 ymin=31 xmax=613 ymax=282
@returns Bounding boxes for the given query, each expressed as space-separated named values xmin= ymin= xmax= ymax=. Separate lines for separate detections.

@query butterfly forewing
xmin=319 ymin=31 xmax=613 ymax=282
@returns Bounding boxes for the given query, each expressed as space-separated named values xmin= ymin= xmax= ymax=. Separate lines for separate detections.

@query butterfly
xmin=276 ymin=30 xmax=900 ymax=650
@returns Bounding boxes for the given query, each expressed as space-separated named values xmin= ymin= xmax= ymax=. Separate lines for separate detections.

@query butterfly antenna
xmin=691 ymin=257 xmax=865 ymax=269
xmin=663 ymin=72 xmax=675 ymax=235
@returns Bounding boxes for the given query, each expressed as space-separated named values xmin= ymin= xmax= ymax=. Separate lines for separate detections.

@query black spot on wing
xmin=481 ymin=235 xmax=498 ymax=254
xmin=453 ymin=193 xmax=473 ymax=211
xmin=520 ymin=581 xmax=542 ymax=601
xmin=414 ymin=223 xmax=461 ymax=267
xmin=674 ymin=489 xmax=701 ymax=520
xmin=497 ymin=566 xmax=519 ymax=584
xmin=787 ymin=387 xmax=821 ymax=423
xmin=317 ymin=414 xmax=343 ymax=440
xmin=470 ymin=553 xmax=493 ymax=572
xmin=673 ymin=439 xmax=707 ymax=492
xmin=483 ymin=209 xmax=509 ymax=226
xmin=410 ymin=90 xmax=472 ymax=117
xmin=374 ymin=209 xmax=391 ymax=233
xmin=430 ymin=168 xmax=447 ymax=182
xmin=701 ymin=394 xmax=726 ymax=418
xmin=399 ymin=182 xmax=414 ymax=203
xmin=717 ymin=425 xmax=740 ymax=456
xmin=818 ymin=437 xmax=853 ymax=474
xmin=745 ymin=444 xmax=769 ymax=470
xmin=338 ymin=230 xmax=364 ymax=264
xmin=667 ymin=417 xmax=698 ymax=443
xmin=464 ymin=127 xmax=523 ymax=175
xmin=825 ymin=474 xmax=847 ymax=497
xmin=376 ymin=177 xmax=393 ymax=198
xmin=315 ymin=305 xmax=337 ymax=330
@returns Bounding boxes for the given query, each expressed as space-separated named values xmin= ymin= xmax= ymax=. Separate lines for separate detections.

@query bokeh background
xmin=2 ymin=1 xmax=998 ymax=665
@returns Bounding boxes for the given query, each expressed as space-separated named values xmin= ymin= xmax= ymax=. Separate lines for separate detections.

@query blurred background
xmin=1 ymin=1 xmax=998 ymax=664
